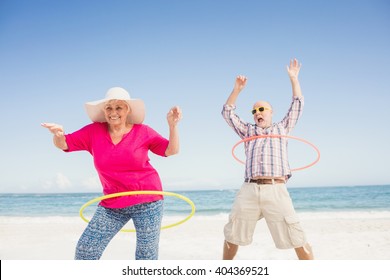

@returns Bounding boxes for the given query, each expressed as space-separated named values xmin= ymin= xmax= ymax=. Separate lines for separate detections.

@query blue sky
xmin=0 ymin=0 xmax=389 ymax=193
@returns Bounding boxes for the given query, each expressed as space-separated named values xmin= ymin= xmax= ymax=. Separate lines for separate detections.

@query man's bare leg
xmin=223 ymin=240 xmax=239 ymax=260
xmin=294 ymin=243 xmax=314 ymax=260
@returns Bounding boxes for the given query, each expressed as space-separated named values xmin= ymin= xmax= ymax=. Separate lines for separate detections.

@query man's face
xmin=252 ymin=101 xmax=272 ymax=128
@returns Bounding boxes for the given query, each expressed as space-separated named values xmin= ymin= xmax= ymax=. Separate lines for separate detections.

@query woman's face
xmin=103 ymin=100 xmax=130 ymax=126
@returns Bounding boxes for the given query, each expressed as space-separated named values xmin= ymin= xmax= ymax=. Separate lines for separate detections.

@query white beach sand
xmin=1 ymin=211 xmax=390 ymax=260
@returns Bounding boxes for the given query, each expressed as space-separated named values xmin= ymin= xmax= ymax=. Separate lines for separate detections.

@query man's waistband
xmin=244 ymin=178 xmax=286 ymax=185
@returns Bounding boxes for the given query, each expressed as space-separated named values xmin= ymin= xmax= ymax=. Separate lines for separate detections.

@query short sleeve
xmin=145 ymin=125 xmax=169 ymax=157
xmin=64 ymin=123 xmax=95 ymax=153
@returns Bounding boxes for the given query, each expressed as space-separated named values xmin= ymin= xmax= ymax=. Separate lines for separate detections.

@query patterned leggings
xmin=75 ymin=200 xmax=163 ymax=260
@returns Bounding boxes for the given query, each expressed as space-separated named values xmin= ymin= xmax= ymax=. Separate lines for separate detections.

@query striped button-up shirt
xmin=222 ymin=96 xmax=304 ymax=180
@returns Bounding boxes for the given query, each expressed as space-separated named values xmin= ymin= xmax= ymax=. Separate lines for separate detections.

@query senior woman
xmin=42 ymin=87 xmax=182 ymax=260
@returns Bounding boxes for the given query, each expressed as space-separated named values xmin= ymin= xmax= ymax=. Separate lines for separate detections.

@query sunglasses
xmin=251 ymin=107 xmax=270 ymax=115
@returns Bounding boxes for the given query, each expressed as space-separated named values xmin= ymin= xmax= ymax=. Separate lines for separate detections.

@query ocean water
xmin=0 ymin=185 xmax=389 ymax=217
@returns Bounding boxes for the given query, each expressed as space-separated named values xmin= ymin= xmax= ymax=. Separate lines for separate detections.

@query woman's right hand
xmin=41 ymin=123 xmax=64 ymax=137
xmin=41 ymin=123 xmax=68 ymax=150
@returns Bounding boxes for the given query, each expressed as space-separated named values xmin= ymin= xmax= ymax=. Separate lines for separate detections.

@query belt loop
xmin=271 ymin=178 xmax=275 ymax=185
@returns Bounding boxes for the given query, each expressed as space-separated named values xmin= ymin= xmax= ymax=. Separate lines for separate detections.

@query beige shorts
xmin=224 ymin=182 xmax=307 ymax=249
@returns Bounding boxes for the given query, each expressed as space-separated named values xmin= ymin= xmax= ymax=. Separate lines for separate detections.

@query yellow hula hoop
xmin=79 ymin=191 xmax=196 ymax=233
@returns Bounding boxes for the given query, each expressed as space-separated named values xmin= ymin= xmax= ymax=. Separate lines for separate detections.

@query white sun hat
xmin=84 ymin=87 xmax=145 ymax=124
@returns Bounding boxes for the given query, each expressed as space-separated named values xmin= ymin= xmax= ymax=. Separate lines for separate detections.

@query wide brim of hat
xmin=84 ymin=98 xmax=145 ymax=124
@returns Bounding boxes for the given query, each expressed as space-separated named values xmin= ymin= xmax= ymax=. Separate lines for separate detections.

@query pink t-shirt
xmin=64 ymin=122 xmax=169 ymax=208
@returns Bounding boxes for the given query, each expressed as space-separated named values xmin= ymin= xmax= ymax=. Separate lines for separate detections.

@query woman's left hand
xmin=167 ymin=106 xmax=182 ymax=127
